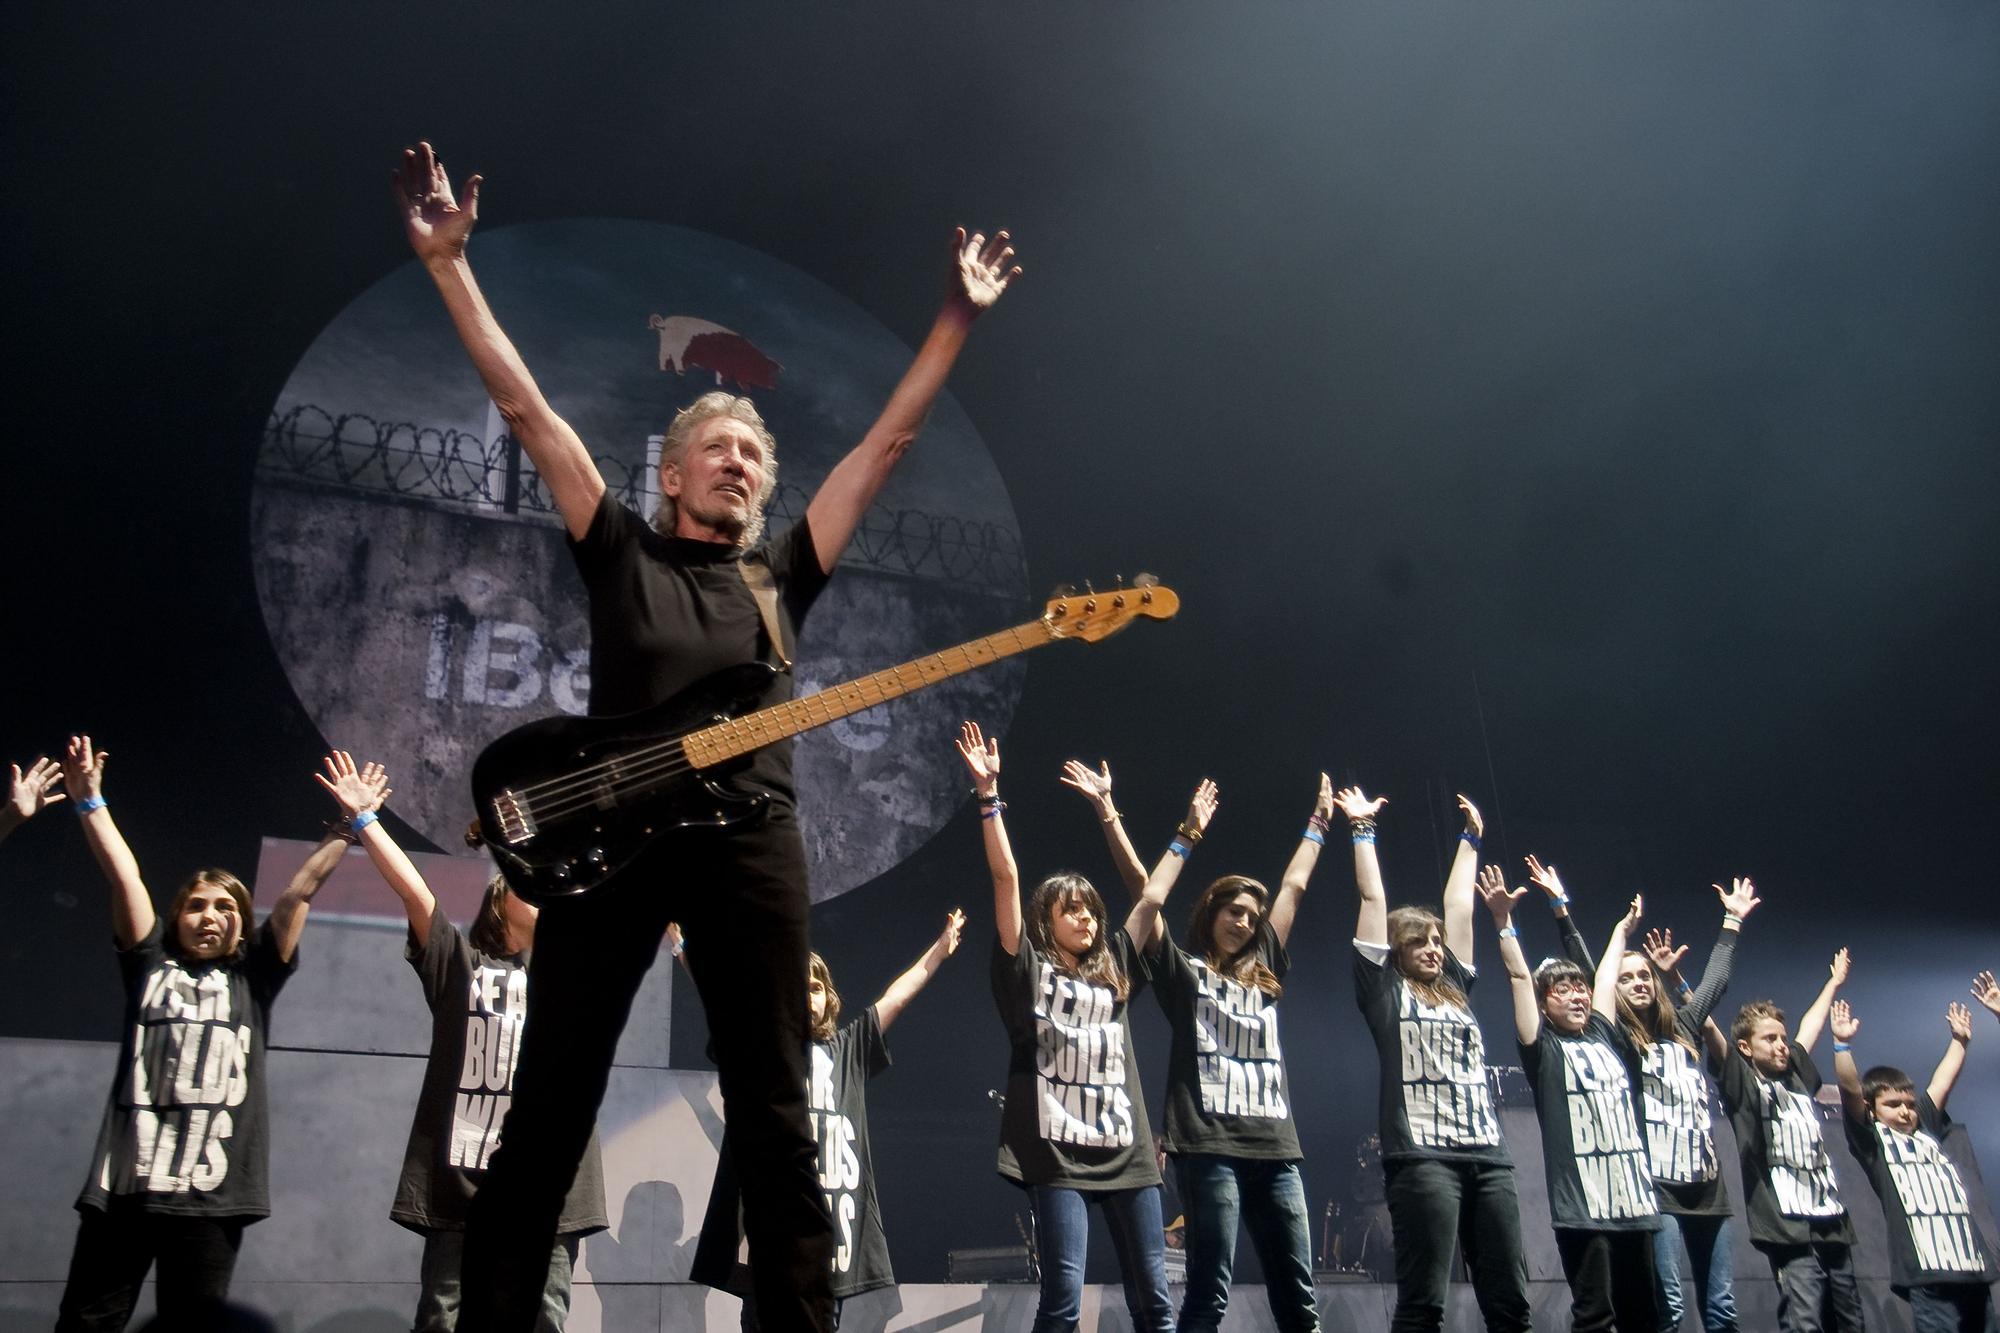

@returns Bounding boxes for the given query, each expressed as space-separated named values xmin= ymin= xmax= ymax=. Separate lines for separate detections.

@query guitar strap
xmin=736 ymin=553 xmax=793 ymax=673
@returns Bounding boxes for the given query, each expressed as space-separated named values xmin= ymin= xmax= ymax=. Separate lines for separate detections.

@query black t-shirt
xmin=1352 ymin=940 xmax=1508 ymax=1164
xmin=1717 ymin=1044 xmax=1853 ymax=1247
xmin=991 ymin=930 xmax=1159 ymax=1190
xmin=569 ymin=491 xmax=830 ymax=809
xmin=76 ymin=918 xmax=296 ymax=1220
xmin=693 ymin=1005 xmax=897 ymax=1299
xmin=1152 ymin=933 xmax=1301 ymax=1161
xmin=1845 ymin=1091 xmax=1997 ymax=1291
xmin=1521 ymin=1014 xmax=1661 ymax=1232
xmin=390 ymin=907 xmax=607 ymax=1235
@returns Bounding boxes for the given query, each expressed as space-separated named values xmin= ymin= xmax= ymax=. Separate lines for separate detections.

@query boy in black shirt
xmin=1716 ymin=950 xmax=1865 ymax=1333
xmin=1829 ymin=994 xmax=1998 ymax=1333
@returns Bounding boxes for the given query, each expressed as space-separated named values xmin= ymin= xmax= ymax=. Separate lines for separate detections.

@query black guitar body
xmin=470 ymin=662 xmax=781 ymax=905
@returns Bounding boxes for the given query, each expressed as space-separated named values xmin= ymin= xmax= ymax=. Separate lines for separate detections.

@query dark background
xmin=4 ymin=0 xmax=1997 ymax=1283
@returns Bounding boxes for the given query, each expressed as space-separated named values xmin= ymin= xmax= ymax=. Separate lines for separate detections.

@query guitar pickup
xmin=493 ymin=790 xmax=538 ymax=846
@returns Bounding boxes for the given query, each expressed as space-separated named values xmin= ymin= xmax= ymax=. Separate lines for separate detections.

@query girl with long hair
xmin=1105 ymin=768 xmax=1334 ymax=1333
xmin=1339 ymin=785 xmax=1530 ymax=1333
xmin=52 ymin=737 xmax=356 ymax=1332
xmin=328 ymin=751 xmax=607 ymax=1332
xmin=958 ymin=721 xmax=1189 ymax=1333
xmin=1525 ymin=855 xmax=1759 ymax=1333
xmin=691 ymin=909 xmax=967 ymax=1329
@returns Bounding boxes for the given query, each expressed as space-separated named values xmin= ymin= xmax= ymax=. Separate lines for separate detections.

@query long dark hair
xmin=468 ymin=875 xmax=522 ymax=958
xmin=163 ymin=869 xmax=254 ymax=966
xmin=1025 ymin=871 xmax=1129 ymax=1001
xmin=1187 ymin=875 xmax=1282 ymax=999
xmin=1386 ymin=906 xmax=1468 ymax=1012
xmin=808 ymin=951 xmax=842 ymax=1042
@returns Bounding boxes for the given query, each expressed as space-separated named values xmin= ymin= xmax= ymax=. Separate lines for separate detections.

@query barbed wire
xmin=258 ymin=402 xmax=1026 ymax=592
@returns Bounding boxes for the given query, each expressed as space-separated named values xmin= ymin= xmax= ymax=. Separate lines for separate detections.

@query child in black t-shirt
xmin=691 ymin=909 xmax=965 ymax=1330
xmin=1485 ymin=873 xmax=1660 ymax=1332
xmin=1340 ymin=785 xmax=1531 ymax=1333
xmin=54 ymin=738 xmax=356 ymax=1332
xmin=958 ymin=722 xmax=1178 ymax=1333
xmin=1829 ymin=993 xmax=1998 ymax=1333
xmin=1716 ymin=950 xmax=1866 ymax=1333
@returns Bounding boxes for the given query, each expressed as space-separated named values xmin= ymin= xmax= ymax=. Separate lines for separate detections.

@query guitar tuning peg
xmin=1113 ymin=573 xmax=1125 ymax=589
xmin=1083 ymin=579 xmax=1096 ymax=595
xmin=1050 ymin=582 xmax=1077 ymax=599
xmin=1132 ymin=571 xmax=1160 ymax=589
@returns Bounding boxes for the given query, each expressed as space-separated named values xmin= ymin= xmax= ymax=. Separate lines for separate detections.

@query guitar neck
xmin=681 ymin=618 xmax=1058 ymax=765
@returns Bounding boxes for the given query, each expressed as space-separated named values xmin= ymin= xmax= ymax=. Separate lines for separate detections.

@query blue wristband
xmin=74 ymin=796 xmax=107 ymax=815
xmin=1302 ymin=828 xmax=1325 ymax=846
xmin=1460 ymin=830 xmax=1482 ymax=850
xmin=1833 ymin=1042 xmax=1852 ymax=1053
xmin=1498 ymin=925 xmax=1518 ymax=939
xmin=350 ymin=809 xmax=379 ymax=833
xmin=1552 ymin=893 xmax=1570 ymax=907
xmin=1168 ymin=840 xmax=1190 ymax=859
xmin=1351 ymin=829 xmax=1376 ymax=845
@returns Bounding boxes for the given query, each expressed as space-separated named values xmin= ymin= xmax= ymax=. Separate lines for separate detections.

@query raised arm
xmin=62 ymin=736 xmax=153 ymax=949
xmin=1829 ymin=1000 xmax=1865 ymax=1121
xmin=1479 ymin=864 xmax=1539 ymax=1045
xmin=1679 ymin=878 xmax=1758 ymax=1024
xmin=1335 ymin=786 xmax=1389 ymax=946
xmin=1061 ymin=759 xmax=1145 ymax=898
xmin=1973 ymin=972 xmax=2000 ymax=1027
xmin=1594 ymin=895 xmax=1644 ymax=1020
xmin=395 ymin=143 xmax=606 ymax=540
xmin=1794 ymin=947 xmax=1850 ymax=1053
xmin=1 ymin=756 xmax=65 ymax=844
xmin=805 ymin=229 xmax=1021 ymax=573
xmin=1268 ymin=773 xmax=1334 ymax=947
xmin=268 ymin=751 xmax=390 ymax=962
xmin=1928 ymin=1003 xmax=1973 ymax=1110
xmin=1124 ymin=779 xmax=1219 ymax=953
xmin=1527 ymin=855 xmax=1594 ymax=972
xmin=315 ymin=749 xmax=433 ymax=938
xmin=875 ymin=909 xmax=966 ymax=1033
xmin=1441 ymin=796 xmax=1484 ymax=963
xmin=957 ymin=722 xmax=1021 ymax=955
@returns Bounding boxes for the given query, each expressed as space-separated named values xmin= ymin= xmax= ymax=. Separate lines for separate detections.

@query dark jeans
xmin=1557 ymin=1228 xmax=1660 ymax=1333
xmin=416 ymin=1229 xmax=576 ymax=1332
xmin=1384 ymin=1157 xmax=1532 ymax=1333
xmin=1766 ymin=1237 xmax=1867 ymax=1333
xmin=1654 ymin=1211 xmax=1738 ymax=1332
xmin=1172 ymin=1154 xmax=1319 ymax=1333
xmin=1029 ymin=1182 xmax=1174 ymax=1333
xmin=1907 ymin=1284 xmax=1999 ymax=1333
xmin=461 ymin=820 xmax=832 ymax=1333
xmin=55 ymin=1206 xmax=245 ymax=1332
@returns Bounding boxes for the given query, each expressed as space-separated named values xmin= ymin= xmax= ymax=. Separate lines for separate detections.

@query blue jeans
xmin=1907 ymin=1284 xmax=2000 ymax=1333
xmin=1029 ymin=1183 xmax=1174 ymax=1333
xmin=1173 ymin=1154 xmax=1320 ymax=1333
xmin=1654 ymin=1211 xmax=1738 ymax=1332
xmin=1767 ymin=1238 xmax=1866 ymax=1333
xmin=418 ymin=1229 xmax=577 ymax=1332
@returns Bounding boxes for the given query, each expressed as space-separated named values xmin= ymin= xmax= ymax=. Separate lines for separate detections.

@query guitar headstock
xmin=1043 ymin=579 xmax=1180 ymax=643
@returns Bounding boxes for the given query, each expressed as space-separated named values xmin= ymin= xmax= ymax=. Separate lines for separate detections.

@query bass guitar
xmin=471 ymin=579 xmax=1179 ymax=904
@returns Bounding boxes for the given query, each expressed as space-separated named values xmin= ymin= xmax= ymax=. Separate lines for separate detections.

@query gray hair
xmin=653 ymin=391 xmax=781 ymax=548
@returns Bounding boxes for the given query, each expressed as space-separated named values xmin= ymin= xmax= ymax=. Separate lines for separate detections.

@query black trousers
xmin=54 ymin=1205 xmax=245 ymax=1332
xmin=1556 ymin=1228 xmax=1660 ymax=1333
xmin=460 ymin=816 xmax=833 ymax=1332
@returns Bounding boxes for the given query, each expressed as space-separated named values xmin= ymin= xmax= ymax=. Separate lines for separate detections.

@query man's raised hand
xmin=952 ymin=228 xmax=1022 ymax=313
xmin=395 ymin=141 xmax=483 ymax=265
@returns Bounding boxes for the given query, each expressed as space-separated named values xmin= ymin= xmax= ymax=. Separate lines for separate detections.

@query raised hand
xmin=1523 ymin=854 xmax=1567 ymax=902
xmin=1715 ymin=876 xmax=1761 ymax=920
xmin=1477 ymin=864 xmax=1526 ymax=921
xmin=1059 ymin=759 xmax=1115 ymax=815
xmin=939 ymin=908 xmax=967 ymax=957
xmin=394 ymin=141 xmax=483 ymax=265
xmin=1457 ymin=794 xmax=1484 ymax=839
xmin=1183 ymin=778 xmax=1220 ymax=839
xmin=1973 ymin=971 xmax=2000 ymax=1019
xmin=1829 ymin=947 xmax=1852 ymax=987
xmin=1311 ymin=773 xmax=1335 ymax=823
xmin=62 ymin=734 xmax=108 ymax=805
xmin=955 ymin=722 xmax=1000 ymax=796
xmin=1830 ymin=999 xmax=1860 ymax=1043
xmin=1947 ymin=1002 xmax=1973 ymax=1044
xmin=1617 ymin=894 xmax=1644 ymax=936
xmin=1333 ymin=786 xmax=1386 ymax=823
xmin=6 ymin=756 xmax=65 ymax=822
xmin=315 ymin=750 xmax=391 ymax=819
xmin=951 ymin=228 xmax=1022 ymax=312
xmin=1644 ymin=927 xmax=1690 ymax=976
